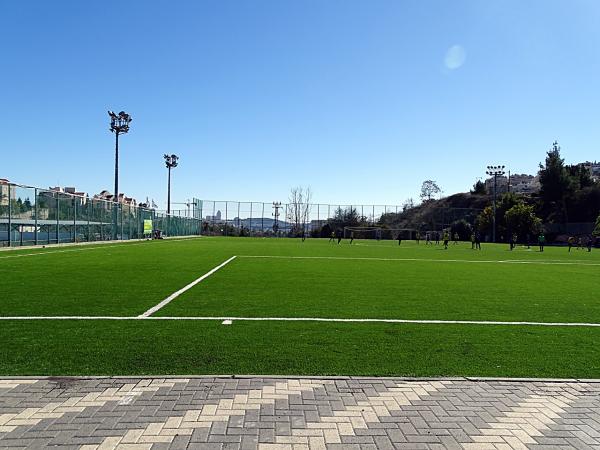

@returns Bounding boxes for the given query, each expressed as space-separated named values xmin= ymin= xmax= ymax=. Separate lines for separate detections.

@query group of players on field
xmin=328 ymin=229 xmax=595 ymax=252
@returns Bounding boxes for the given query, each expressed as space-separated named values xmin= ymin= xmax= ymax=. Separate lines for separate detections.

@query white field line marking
xmin=139 ymin=255 xmax=238 ymax=317
xmin=0 ymin=237 xmax=204 ymax=260
xmin=0 ymin=316 xmax=137 ymax=320
xmin=237 ymin=255 xmax=600 ymax=266
xmin=1 ymin=315 xmax=600 ymax=327
xmin=0 ymin=244 xmax=146 ymax=259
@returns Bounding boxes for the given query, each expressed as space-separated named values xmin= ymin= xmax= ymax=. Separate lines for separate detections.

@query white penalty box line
xmin=1 ymin=316 xmax=600 ymax=328
xmin=139 ymin=255 xmax=238 ymax=317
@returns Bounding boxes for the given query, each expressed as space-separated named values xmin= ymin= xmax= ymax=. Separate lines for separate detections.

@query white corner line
xmin=138 ymin=255 xmax=238 ymax=318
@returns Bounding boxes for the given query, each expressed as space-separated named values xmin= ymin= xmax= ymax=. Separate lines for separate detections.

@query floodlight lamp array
xmin=486 ymin=165 xmax=506 ymax=176
xmin=108 ymin=110 xmax=132 ymax=133
xmin=164 ymin=154 xmax=179 ymax=169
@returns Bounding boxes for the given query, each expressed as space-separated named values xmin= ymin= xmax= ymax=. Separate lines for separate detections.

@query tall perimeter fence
xmin=174 ymin=200 xmax=595 ymax=241
xmin=5 ymin=185 xmax=591 ymax=247
xmin=0 ymin=181 xmax=202 ymax=247
xmin=180 ymin=200 xmax=483 ymax=238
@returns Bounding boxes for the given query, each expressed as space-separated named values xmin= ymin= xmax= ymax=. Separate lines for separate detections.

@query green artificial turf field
xmin=1 ymin=236 xmax=599 ymax=377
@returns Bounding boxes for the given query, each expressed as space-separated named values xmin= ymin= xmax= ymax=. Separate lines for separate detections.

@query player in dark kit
xmin=568 ymin=236 xmax=575 ymax=252
xmin=538 ymin=232 xmax=546 ymax=252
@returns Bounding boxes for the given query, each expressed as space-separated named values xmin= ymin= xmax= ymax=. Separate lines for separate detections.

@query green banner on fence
xmin=143 ymin=219 xmax=153 ymax=235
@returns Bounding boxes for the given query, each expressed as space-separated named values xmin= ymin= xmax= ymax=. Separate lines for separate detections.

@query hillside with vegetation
xmin=321 ymin=143 xmax=600 ymax=243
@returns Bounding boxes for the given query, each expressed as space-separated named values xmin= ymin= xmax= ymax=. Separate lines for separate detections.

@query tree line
xmin=302 ymin=141 xmax=600 ymax=242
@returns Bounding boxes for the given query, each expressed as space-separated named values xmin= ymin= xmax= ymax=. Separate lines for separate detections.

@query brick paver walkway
xmin=1 ymin=377 xmax=599 ymax=449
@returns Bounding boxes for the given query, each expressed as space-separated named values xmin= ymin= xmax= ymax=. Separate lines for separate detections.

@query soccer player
xmin=577 ymin=237 xmax=583 ymax=250
xmin=453 ymin=232 xmax=459 ymax=245
xmin=475 ymin=231 xmax=482 ymax=250
xmin=510 ymin=233 xmax=517 ymax=251
xmin=350 ymin=231 xmax=354 ymax=244
xmin=415 ymin=231 xmax=420 ymax=245
xmin=397 ymin=233 xmax=402 ymax=246
xmin=471 ymin=232 xmax=476 ymax=250
xmin=443 ymin=231 xmax=450 ymax=249
xmin=425 ymin=232 xmax=431 ymax=245
xmin=568 ymin=236 xmax=575 ymax=252
xmin=538 ymin=232 xmax=546 ymax=252
xmin=587 ymin=235 xmax=593 ymax=252
xmin=337 ymin=228 xmax=343 ymax=244
xmin=435 ymin=231 xmax=440 ymax=245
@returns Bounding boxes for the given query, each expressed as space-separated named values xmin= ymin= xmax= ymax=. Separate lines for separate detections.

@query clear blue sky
xmin=1 ymin=0 xmax=599 ymax=208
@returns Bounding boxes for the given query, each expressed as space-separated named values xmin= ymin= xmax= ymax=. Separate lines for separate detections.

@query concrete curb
xmin=1 ymin=375 xmax=599 ymax=383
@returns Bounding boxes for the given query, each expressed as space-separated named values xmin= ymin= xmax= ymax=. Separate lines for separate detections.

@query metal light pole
xmin=164 ymin=154 xmax=179 ymax=214
xmin=272 ymin=202 xmax=282 ymax=235
xmin=109 ymin=111 xmax=132 ymax=240
xmin=486 ymin=165 xmax=505 ymax=243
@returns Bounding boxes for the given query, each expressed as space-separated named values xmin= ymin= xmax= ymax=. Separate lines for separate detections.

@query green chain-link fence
xmin=0 ymin=182 xmax=201 ymax=247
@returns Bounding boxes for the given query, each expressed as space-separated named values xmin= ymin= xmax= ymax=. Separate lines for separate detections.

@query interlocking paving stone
xmin=1 ymin=378 xmax=600 ymax=449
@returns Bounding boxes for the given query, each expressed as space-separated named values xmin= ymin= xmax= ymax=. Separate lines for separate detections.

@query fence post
xmin=73 ymin=198 xmax=77 ymax=243
xmin=212 ymin=201 xmax=215 ymax=234
xmin=249 ymin=202 xmax=253 ymax=236
xmin=317 ymin=203 xmax=321 ymax=228
xmin=87 ymin=201 xmax=91 ymax=242
xmin=7 ymin=184 xmax=12 ymax=247
xmin=199 ymin=200 xmax=203 ymax=228
xmin=56 ymin=194 xmax=60 ymax=244
xmin=34 ymin=188 xmax=38 ymax=246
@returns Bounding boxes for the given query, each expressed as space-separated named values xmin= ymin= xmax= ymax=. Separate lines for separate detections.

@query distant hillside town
xmin=0 ymin=180 xmax=154 ymax=209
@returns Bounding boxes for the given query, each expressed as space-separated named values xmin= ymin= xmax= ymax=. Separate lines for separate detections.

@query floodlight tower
xmin=272 ymin=202 xmax=282 ymax=234
xmin=164 ymin=154 xmax=179 ymax=214
xmin=108 ymin=110 xmax=132 ymax=239
xmin=485 ymin=165 xmax=506 ymax=243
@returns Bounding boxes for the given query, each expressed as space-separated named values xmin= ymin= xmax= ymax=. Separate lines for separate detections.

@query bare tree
xmin=420 ymin=180 xmax=441 ymax=202
xmin=287 ymin=186 xmax=312 ymax=236
xmin=402 ymin=198 xmax=415 ymax=212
